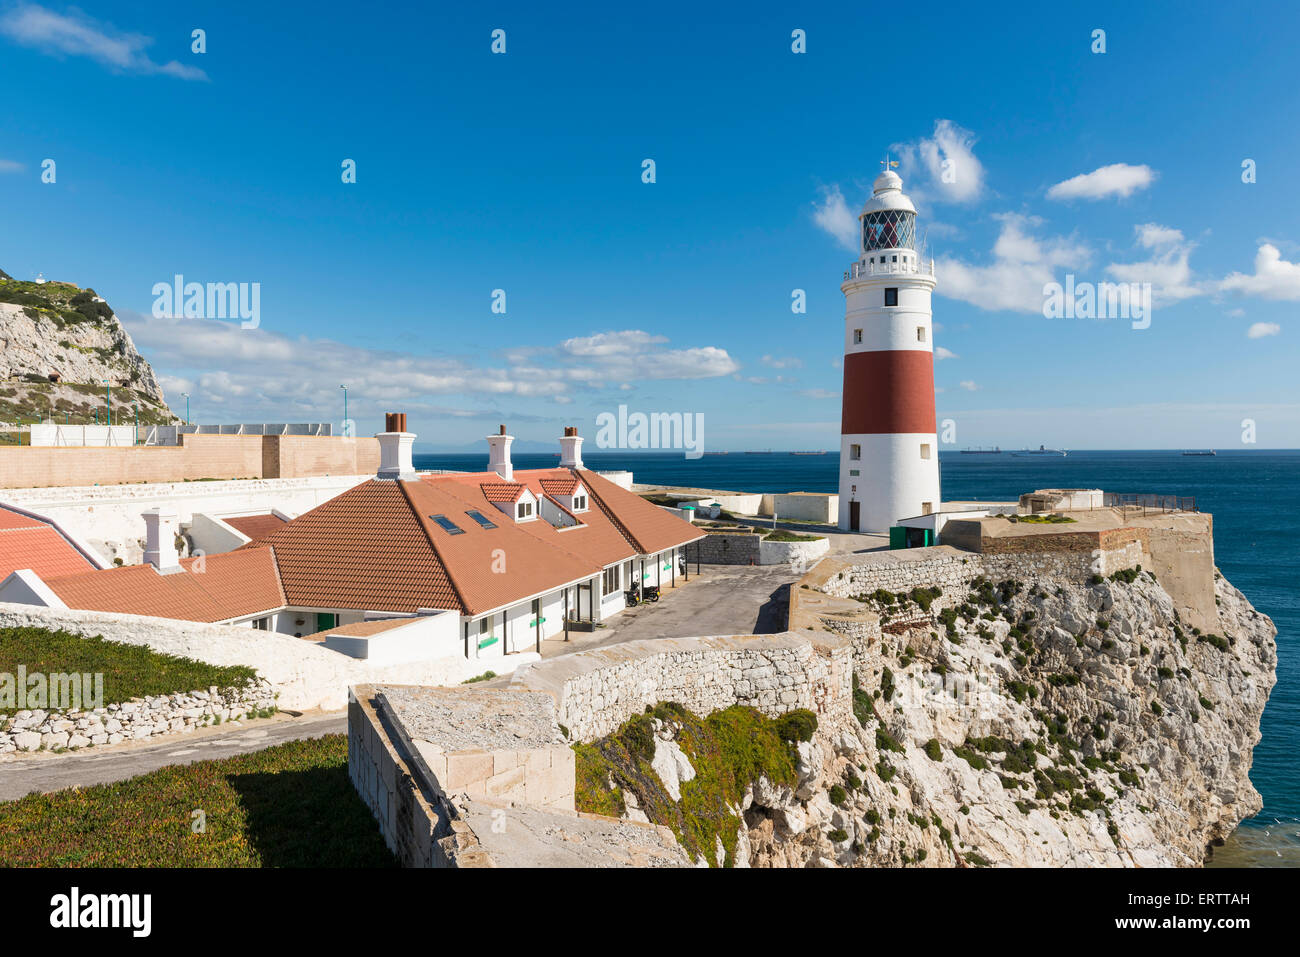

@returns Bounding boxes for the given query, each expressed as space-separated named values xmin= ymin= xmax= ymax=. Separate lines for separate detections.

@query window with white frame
xmin=602 ymin=565 xmax=618 ymax=594
xmin=850 ymin=443 xmax=861 ymax=460
xmin=516 ymin=500 xmax=534 ymax=519
xmin=920 ymin=443 xmax=931 ymax=460
xmin=573 ymin=494 xmax=587 ymax=512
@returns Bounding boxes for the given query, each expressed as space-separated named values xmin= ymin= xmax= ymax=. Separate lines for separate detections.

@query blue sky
xmin=2 ymin=0 xmax=1298 ymax=450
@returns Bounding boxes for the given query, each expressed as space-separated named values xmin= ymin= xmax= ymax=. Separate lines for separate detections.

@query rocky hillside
xmin=576 ymin=568 xmax=1276 ymax=867
xmin=0 ymin=271 xmax=176 ymax=428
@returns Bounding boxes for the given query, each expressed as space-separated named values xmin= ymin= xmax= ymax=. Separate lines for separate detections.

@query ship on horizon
xmin=960 ymin=446 xmax=1002 ymax=454
xmin=1182 ymin=449 xmax=1217 ymax=456
xmin=1011 ymin=445 xmax=1068 ymax=457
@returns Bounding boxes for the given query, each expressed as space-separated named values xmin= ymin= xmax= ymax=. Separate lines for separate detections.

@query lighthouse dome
xmin=861 ymin=169 xmax=916 ymax=215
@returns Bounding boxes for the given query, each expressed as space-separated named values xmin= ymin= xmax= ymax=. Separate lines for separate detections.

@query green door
xmin=317 ymin=612 xmax=337 ymax=631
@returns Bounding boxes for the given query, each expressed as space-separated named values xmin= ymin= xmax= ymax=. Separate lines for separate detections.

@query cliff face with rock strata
xmin=577 ymin=549 xmax=1275 ymax=868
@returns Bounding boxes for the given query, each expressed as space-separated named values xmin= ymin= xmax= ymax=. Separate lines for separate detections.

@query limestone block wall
xmin=511 ymin=633 xmax=853 ymax=742
xmin=348 ymin=687 xmax=486 ymax=867
xmin=688 ymin=530 xmax=761 ymax=565
xmin=1 ymin=678 xmax=276 ymax=754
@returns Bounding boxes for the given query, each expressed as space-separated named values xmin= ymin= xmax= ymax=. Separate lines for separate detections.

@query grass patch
xmin=0 ymin=626 xmax=257 ymax=708
xmin=573 ymin=702 xmax=805 ymax=867
xmin=0 ymin=735 xmax=394 ymax=866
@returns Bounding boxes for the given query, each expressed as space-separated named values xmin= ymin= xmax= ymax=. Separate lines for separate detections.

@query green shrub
xmin=829 ymin=785 xmax=847 ymax=806
xmin=774 ymin=708 xmax=818 ymax=743
xmin=923 ymin=738 xmax=942 ymax=761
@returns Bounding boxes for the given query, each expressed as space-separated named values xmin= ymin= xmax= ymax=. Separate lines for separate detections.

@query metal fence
xmin=1102 ymin=493 xmax=1197 ymax=514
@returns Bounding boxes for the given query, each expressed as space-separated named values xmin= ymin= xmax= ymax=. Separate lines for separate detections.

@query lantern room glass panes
xmin=862 ymin=210 xmax=916 ymax=252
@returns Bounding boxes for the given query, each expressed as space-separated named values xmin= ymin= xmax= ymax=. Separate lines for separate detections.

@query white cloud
xmin=0 ymin=159 xmax=22 ymax=173
xmin=799 ymin=388 xmax=839 ymax=399
xmin=934 ymin=346 xmax=959 ymax=360
xmin=1107 ymin=223 xmax=1202 ymax=303
xmin=811 ymin=184 xmax=858 ymax=251
xmin=938 ymin=213 xmax=1090 ymax=313
xmin=1047 ymin=163 xmax=1156 ymax=201
xmin=1219 ymin=244 xmax=1300 ymax=300
xmin=893 ymin=120 xmax=986 ymax=204
xmin=959 ymin=380 xmax=979 ymax=391
xmin=0 ymin=4 xmax=207 ymax=80
xmin=1247 ymin=322 xmax=1281 ymax=339
xmin=761 ymin=354 xmax=803 ymax=369
xmin=561 ymin=329 xmax=667 ymax=357
xmin=125 ymin=317 xmax=738 ymax=423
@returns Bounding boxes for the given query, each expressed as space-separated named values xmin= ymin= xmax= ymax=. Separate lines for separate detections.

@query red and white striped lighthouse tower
xmin=837 ymin=163 xmax=940 ymax=532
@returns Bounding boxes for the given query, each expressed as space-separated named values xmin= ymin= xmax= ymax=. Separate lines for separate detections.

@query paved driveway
xmin=535 ymin=563 xmax=798 ymax=660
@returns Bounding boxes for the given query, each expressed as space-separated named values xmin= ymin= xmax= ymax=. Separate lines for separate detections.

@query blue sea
xmin=415 ymin=448 xmax=1298 ymax=862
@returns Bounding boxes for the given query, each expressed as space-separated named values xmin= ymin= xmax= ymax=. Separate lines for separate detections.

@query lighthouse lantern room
xmin=837 ymin=163 xmax=940 ymax=533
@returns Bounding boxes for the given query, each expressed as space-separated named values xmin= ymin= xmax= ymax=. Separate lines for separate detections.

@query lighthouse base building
xmin=837 ymin=165 xmax=940 ymax=534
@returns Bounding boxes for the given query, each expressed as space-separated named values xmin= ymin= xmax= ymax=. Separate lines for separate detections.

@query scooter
xmin=625 ymin=583 xmax=643 ymax=607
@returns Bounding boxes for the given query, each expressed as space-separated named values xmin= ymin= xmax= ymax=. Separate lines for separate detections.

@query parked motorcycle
xmin=643 ymin=584 xmax=661 ymax=602
xmin=625 ymin=583 xmax=643 ymax=607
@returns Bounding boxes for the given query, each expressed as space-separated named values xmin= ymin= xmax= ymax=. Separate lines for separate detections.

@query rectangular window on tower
xmin=885 ymin=287 xmax=898 ymax=306
xmin=920 ymin=443 xmax=931 ymax=460
xmin=916 ymin=326 xmax=926 ymax=342
xmin=853 ymin=329 xmax=862 ymax=344
xmin=850 ymin=444 xmax=861 ymax=461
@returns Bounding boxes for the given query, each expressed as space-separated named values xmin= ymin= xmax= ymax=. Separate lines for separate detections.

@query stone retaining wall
xmin=511 ymin=632 xmax=852 ymax=742
xmin=688 ymin=530 xmax=761 ymax=565
xmin=1 ymin=678 xmax=276 ymax=754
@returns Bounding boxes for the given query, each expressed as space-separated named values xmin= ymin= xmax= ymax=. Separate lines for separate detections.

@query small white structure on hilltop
xmin=837 ymin=163 xmax=940 ymax=533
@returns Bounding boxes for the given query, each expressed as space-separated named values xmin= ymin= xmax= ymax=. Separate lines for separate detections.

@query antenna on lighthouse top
xmin=880 ymin=155 xmax=899 ymax=170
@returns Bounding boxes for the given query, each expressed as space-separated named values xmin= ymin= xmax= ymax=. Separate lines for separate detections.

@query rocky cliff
xmin=0 ymin=272 xmax=176 ymax=427
xmin=577 ymin=565 xmax=1276 ymax=867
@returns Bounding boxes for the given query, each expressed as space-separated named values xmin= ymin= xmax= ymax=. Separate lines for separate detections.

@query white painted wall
xmin=29 ymin=424 xmax=137 ymax=447
xmin=323 ymin=612 xmax=460 ymax=665
xmin=0 ymin=473 xmax=371 ymax=565
xmin=839 ymin=432 xmax=940 ymax=533
xmin=773 ymin=493 xmax=838 ymax=523
xmin=188 ymin=512 xmax=251 ymax=555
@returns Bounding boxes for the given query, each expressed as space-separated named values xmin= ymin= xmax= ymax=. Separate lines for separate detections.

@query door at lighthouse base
xmin=849 ymin=501 xmax=860 ymax=531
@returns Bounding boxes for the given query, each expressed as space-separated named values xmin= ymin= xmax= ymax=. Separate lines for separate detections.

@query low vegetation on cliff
xmin=574 ymin=702 xmax=817 ymax=866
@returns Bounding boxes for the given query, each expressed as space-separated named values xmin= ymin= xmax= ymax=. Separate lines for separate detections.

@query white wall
xmin=838 ymin=432 xmax=940 ymax=533
xmin=1 ymin=473 xmax=371 ymax=565
xmin=774 ymin=493 xmax=838 ymax=524
xmin=29 ymin=424 xmax=138 ymax=447
xmin=323 ymin=612 xmax=460 ymax=665
xmin=189 ymin=512 xmax=251 ymax=554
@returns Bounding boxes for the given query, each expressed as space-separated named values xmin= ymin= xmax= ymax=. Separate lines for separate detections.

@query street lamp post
xmin=182 ymin=393 xmax=190 ymax=426
xmin=340 ymin=384 xmax=348 ymax=436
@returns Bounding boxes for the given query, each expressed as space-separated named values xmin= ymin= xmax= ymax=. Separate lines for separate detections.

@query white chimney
xmin=143 ymin=507 xmax=182 ymax=573
xmin=486 ymin=424 xmax=513 ymax=481
xmin=377 ymin=412 xmax=416 ymax=480
xmin=559 ymin=426 xmax=584 ymax=470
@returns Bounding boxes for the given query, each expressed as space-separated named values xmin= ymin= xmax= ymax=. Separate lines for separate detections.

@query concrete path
xmin=0 ymin=710 xmax=345 ymax=801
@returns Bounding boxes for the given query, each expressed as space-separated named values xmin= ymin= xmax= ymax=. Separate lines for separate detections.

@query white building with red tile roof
xmin=0 ymin=421 xmax=705 ymax=672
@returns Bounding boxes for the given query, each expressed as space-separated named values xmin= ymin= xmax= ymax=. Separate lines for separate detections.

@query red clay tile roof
xmin=538 ymin=474 xmax=580 ymax=496
xmin=211 ymin=469 xmax=706 ymax=620
xmin=44 ymin=547 xmax=285 ymax=623
xmin=575 ymin=469 xmax=706 ymax=555
xmin=0 ymin=506 xmax=98 ymax=581
xmin=222 ymin=513 xmax=287 ymax=539
xmin=480 ymin=482 xmax=528 ymax=503
xmin=243 ymin=479 xmax=463 ymax=614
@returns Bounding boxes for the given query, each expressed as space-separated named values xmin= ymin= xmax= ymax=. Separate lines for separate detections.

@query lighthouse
xmin=837 ymin=164 xmax=940 ymax=533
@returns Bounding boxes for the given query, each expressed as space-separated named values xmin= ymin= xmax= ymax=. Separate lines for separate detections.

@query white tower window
xmin=916 ymin=326 xmax=926 ymax=342
xmin=884 ymin=287 xmax=898 ymax=307
xmin=853 ymin=329 xmax=862 ymax=344
xmin=920 ymin=443 xmax=931 ymax=460
xmin=850 ymin=444 xmax=861 ymax=460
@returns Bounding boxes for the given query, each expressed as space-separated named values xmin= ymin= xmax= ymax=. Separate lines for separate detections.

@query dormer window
xmin=572 ymin=494 xmax=587 ymax=512
xmin=517 ymin=501 xmax=534 ymax=520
